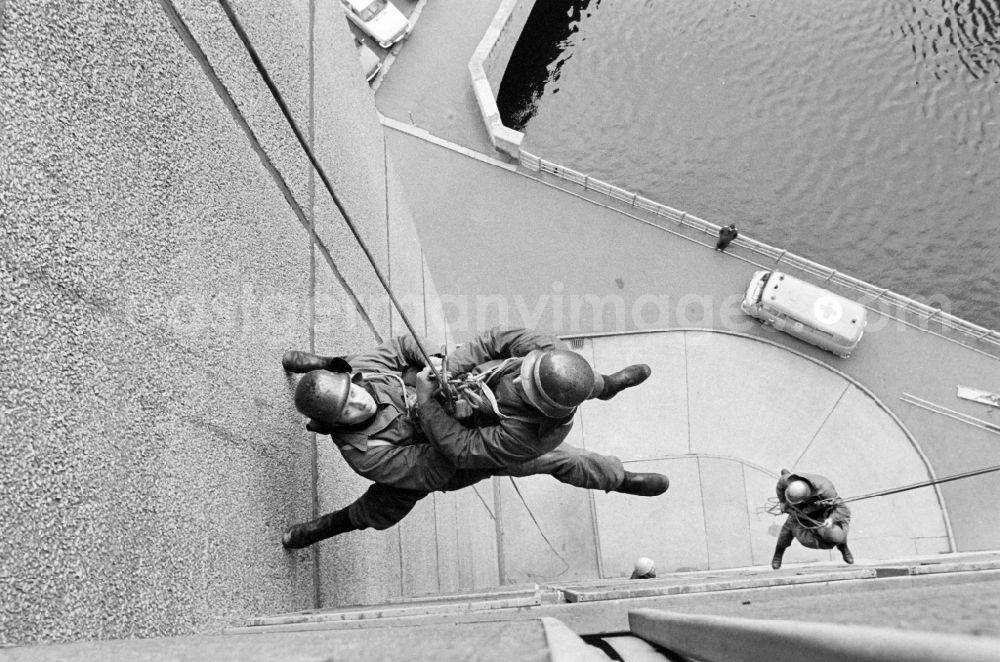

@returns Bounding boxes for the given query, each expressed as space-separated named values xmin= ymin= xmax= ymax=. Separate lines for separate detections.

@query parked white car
xmin=341 ymin=0 xmax=412 ymax=49
xmin=356 ymin=39 xmax=381 ymax=83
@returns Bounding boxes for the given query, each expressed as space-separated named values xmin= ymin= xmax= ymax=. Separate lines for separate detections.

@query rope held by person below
xmin=760 ymin=462 xmax=1000 ymax=520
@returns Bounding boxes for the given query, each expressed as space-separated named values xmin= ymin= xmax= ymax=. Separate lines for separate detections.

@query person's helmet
xmin=784 ymin=479 xmax=812 ymax=504
xmin=631 ymin=556 xmax=656 ymax=579
xmin=294 ymin=370 xmax=351 ymax=424
xmin=519 ymin=349 xmax=595 ymax=418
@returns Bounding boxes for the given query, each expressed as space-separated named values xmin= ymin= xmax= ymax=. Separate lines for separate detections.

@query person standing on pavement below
xmin=771 ymin=469 xmax=853 ymax=569
xmin=715 ymin=223 xmax=738 ymax=251
xmin=280 ymin=326 xmax=669 ymax=549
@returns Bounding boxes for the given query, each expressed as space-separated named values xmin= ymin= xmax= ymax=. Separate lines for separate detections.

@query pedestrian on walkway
xmin=771 ymin=469 xmax=853 ymax=569
xmin=715 ymin=223 xmax=738 ymax=251
xmin=280 ymin=326 xmax=669 ymax=548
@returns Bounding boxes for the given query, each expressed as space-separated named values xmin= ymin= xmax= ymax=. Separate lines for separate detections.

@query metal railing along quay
xmin=467 ymin=0 xmax=997 ymax=356
xmin=519 ymin=150 xmax=1000 ymax=359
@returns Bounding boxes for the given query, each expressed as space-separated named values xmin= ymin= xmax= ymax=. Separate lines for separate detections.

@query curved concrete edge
xmin=575 ymin=328 xmax=956 ymax=558
xmin=629 ymin=608 xmax=1000 ymax=662
xmin=467 ymin=0 xmax=530 ymax=157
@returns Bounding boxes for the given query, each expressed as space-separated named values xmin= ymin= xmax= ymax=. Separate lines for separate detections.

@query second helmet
xmin=519 ymin=349 xmax=595 ymax=418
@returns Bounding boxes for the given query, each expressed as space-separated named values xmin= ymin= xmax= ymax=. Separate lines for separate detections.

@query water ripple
xmin=499 ymin=0 xmax=1000 ymax=329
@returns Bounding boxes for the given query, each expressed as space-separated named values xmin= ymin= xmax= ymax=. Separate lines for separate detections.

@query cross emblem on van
xmin=814 ymin=296 xmax=843 ymax=324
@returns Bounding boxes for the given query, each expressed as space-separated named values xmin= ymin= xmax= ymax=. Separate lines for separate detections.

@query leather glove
xmin=306 ymin=418 xmax=333 ymax=434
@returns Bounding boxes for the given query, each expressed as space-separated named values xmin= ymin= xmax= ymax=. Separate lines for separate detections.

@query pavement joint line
xmin=381 ymin=115 xmax=518 ymax=171
xmin=792 ymin=382 xmax=850 ymax=468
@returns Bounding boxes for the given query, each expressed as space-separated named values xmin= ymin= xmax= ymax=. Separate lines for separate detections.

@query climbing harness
xmin=456 ymin=359 xmax=516 ymax=414
xmin=435 ymin=358 xmax=517 ymax=423
xmin=761 ymin=497 xmax=845 ymax=530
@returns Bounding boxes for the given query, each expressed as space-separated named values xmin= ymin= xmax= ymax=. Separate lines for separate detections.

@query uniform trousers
xmin=777 ymin=515 xmax=851 ymax=550
xmin=341 ymin=442 xmax=625 ymax=531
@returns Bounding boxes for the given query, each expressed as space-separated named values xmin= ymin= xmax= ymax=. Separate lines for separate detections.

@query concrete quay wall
xmin=0 ymin=0 xmax=441 ymax=646
xmin=469 ymin=0 xmax=535 ymax=156
xmin=478 ymin=0 xmax=535 ymax=85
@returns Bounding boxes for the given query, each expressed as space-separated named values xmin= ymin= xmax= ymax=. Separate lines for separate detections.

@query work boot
xmin=598 ymin=364 xmax=652 ymax=400
xmin=282 ymin=350 xmax=337 ymax=373
xmin=615 ymin=471 xmax=669 ymax=496
xmin=838 ymin=543 xmax=854 ymax=565
xmin=771 ymin=547 xmax=786 ymax=570
xmin=282 ymin=508 xmax=355 ymax=549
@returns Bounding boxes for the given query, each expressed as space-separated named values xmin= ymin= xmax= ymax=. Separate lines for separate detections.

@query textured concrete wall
xmin=0 ymin=0 xmax=440 ymax=646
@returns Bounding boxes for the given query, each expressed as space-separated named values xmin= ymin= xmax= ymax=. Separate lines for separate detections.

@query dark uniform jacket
xmin=776 ymin=471 xmax=851 ymax=528
xmin=329 ymin=335 xmax=429 ymax=453
xmin=418 ymin=327 xmax=576 ymax=471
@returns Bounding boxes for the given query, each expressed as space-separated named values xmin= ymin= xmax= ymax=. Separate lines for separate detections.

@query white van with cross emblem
xmin=741 ymin=270 xmax=868 ymax=358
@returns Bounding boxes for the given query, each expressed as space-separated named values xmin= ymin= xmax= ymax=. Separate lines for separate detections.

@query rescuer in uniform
xmin=280 ymin=326 xmax=670 ymax=548
xmin=771 ymin=469 xmax=853 ymax=569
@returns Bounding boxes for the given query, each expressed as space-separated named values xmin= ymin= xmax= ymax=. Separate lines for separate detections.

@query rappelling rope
xmin=216 ymin=0 xmax=445 ymax=381
xmin=760 ymin=497 xmax=838 ymax=530
xmin=508 ymin=477 xmax=571 ymax=576
xmin=215 ymin=0 xmax=587 ymax=579
xmin=833 ymin=462 xmax=1000 ymax=505
xmin=760 ymin=463 xmax=1000 ymax=523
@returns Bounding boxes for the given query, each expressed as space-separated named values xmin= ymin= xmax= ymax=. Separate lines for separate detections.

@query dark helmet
xmin=294 ymin=370 xmax=351 ymax=424
xmin=519 ymin=349 xmax=595 ymax=418
xmin=785 ymin=479 xmax=812 ymax=504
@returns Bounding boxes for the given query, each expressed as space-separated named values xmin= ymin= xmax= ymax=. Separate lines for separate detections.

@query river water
xmin=498 ymin=0 xmax=1000 ymax=332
